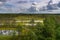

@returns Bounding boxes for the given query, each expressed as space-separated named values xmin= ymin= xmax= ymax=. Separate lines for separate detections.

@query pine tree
xmin=35 ymin=22 xmax=44 ymax=40
xmin=43 ymin=15 xmax=56 ymax=40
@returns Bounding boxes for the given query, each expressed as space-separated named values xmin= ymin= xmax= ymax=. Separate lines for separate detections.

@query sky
xmin=0 ymin=0 xmax=60 ymax=13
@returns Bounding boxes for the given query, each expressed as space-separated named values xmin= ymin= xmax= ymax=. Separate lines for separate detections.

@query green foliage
xmin=56 ymin=27 xmax=60 ymax=40
xmin=0 ymin=15 xmax=60 ymax=40
xmin=0 ymin=36 xmax=11 ymax=40
xmin=43 ymin=15 xmax=56 ymax=40
xmin=35 ymin=22 xmax=45 ymax=40
xmin=10 ymin=31 xmax=17 ymax=40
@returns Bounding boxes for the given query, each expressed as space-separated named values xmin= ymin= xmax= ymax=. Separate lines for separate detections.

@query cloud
xmin=0 ymin=0 xmax=60 ymax=13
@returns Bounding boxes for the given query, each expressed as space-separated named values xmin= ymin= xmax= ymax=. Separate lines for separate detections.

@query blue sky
xmin=0 ymin=0 xmax=60 ymax=13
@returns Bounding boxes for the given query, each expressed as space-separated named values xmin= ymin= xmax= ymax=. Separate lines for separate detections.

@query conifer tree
xmin=43 ymin=15 xmax=56 ymax=40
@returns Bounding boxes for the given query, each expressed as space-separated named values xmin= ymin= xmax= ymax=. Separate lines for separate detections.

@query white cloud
xmin=0 ymin=0 xmax=60 ymax=13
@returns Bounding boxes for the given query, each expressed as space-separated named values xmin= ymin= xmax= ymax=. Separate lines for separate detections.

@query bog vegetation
xmin=0 ymin=14 xmax=60 ymax=40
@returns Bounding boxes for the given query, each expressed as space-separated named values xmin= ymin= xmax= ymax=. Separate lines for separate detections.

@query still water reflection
xmin=0 ymin=30 xmax=18 ymax=35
